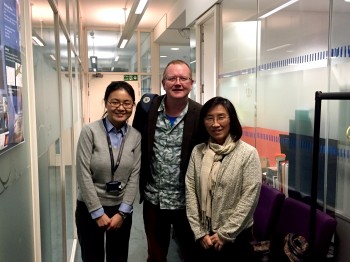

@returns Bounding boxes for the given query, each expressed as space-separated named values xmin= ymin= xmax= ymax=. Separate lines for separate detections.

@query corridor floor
xmin=74 ymin=193 xmax=180 ymax=261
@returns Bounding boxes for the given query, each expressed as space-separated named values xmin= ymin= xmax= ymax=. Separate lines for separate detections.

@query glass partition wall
xmin=85 ymin=29 xmax=152 ymax=95
xmin=32 ymin=3 xmax=61 ymax=261
xmin=0 ymin=0 xmax=38 ymax=260
xmin=31 ymin=0 xmax=81 ymax=261
xmin=219 ymin=0 xmax=350 ymax=260
xmin=328 ymin=2 xmax=350 ymax=261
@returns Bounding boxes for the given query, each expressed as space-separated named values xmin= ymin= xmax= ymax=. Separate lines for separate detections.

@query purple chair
xmin=270 ymin=197 xmax=337 ymax=261
xmin=253 ymin=184 xmax=285 ymax=242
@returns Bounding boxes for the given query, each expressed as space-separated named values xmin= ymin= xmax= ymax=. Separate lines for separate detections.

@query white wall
xmin=87 ymin=74 xmax=140 ymax=125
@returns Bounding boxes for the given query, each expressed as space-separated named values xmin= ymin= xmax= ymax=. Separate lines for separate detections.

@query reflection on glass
xmin=141 ymin=32 xmax=151 ymax=73
xmin=33 ymin=13 xmax=62 ymax=259
xmin=87 ymin=30 xmax=138 ymax=72
xmin=141 ymin=75 xmax=151 ymax=94
xmin=57 ymin=0 xmax=67 ymax=27
xmin=69 ymin=0 xmax=80 ymax=55
xmin=219 ymin=0 xmax=344 ymax=219
xmin=329 ymin=0 xmax=350 ymax=219
xmin=189 ymin=28 xmax=196 ymax=100
xmin=59 ymin=23 xmax=75 ymax=261
xmin=31 ymin=0 xmax=81 ymax=261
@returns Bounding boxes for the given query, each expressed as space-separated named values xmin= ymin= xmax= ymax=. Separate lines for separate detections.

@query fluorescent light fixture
xmin=259 ymin=0 xmax=299 ymax=19
xmin=345 ymin=0 xmax=350 ymax=2
xmin=190 ymin=60 xmax=196 ymax=64
xmin=32 ymin=34 xmax=46 ymax=46
xmin=160 ymin=55 xmax=167 ymax=58
xmin=120 ymin=39 xmax=128 ymax=49
xmin=117 ymin=0 xmax=149 ymax=48
xmin=50 ymin=54 xmax=56 ymax=60
xmin=171 ymin=47 xmax=180 ymax=50
xmin=135 ymin=0 xmax=148 ymax=14
xmin=114 ymin=56 xmax=119 ymax=61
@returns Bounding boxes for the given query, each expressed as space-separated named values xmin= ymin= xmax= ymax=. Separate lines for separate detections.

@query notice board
xmin=0 ymin=0 xmax=24 ymax=155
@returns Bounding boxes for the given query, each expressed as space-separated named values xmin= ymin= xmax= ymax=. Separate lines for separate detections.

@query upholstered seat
xmin=252 ymin=184 xmax=285 ymax=261
xmin=253 ymin=184 xmax=285 ymax=242
xmin=270 ymin=197 xmax=337 ymax=261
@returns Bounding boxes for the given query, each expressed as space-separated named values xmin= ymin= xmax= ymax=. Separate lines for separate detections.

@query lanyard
xmin=103 ymin=118 xmax=126 ymax=181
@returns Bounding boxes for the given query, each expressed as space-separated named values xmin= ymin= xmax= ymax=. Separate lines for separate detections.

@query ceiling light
xmin=114 ymin=56 xmax=120 ymax=61
xmin=171 ymin=47 xmax=179 ymax=50
xmin=135 ymin=0 xmax=148 ymax=14
xmin=50 ymin=54 xmax=56 ymax=60
xmin=117 ymin=0 xmax=149 ymax=48
xmin=120 ymin=39 xmax=128 ymax=49
xmin=32 ymin=19 xmax=46 ymax=46
xmin=259 ymin=0 xmax=299 ymax=19
xmin=160 ymin=55 xmax=167 ymax=58
xmin=32 ymin=34 xmax=45 ymax=46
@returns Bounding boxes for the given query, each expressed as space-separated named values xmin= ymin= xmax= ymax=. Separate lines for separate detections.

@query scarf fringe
xmin=201 ymin=211 xmax=212 ymax=231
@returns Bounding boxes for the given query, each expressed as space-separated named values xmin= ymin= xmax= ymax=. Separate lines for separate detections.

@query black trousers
xmin=194 ymin=227 xmax=255 ymax=262
xmin=143 ymin=200 xmax=196 ymax=262
xmin=75 ymin=200 xmax=132 ymax=262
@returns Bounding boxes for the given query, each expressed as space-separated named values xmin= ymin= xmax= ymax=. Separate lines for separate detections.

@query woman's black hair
xmin=102 ymin=81 xmax=135 ymax=117
xmin=198 ymin=96 xmax=242 ymax=144
xmin=104 ymin=81 xmax=135 ymax=103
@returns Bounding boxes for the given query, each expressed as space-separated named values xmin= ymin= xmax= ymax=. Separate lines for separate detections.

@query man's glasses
xmin=108 ymin=100 xmax=133 ymax=109
xmin=164 ymin=76 xmax=192 ymax=83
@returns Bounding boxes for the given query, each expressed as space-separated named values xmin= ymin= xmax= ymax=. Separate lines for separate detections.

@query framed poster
xmin=0 ymin=0 xmax=24 ymax=155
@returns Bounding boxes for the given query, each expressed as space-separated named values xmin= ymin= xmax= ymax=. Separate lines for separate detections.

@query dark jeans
xmin=194 ymin=227 xmax=255 ymax=262
xmin=75 ymin=200 xmax=132 ymax=262
xmin=143 ymin=200 xmax=196 ymax=262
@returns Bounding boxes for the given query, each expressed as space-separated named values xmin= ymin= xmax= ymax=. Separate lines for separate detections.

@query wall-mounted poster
xmin=0 ymin=0 xmax=23 ymax=155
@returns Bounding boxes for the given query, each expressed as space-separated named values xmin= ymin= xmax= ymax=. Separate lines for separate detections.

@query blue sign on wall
xmin=0 ymin=0 xmax=24 ymax=155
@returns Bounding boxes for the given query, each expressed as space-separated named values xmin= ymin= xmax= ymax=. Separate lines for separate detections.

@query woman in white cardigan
xmin=185 ymin=96 xmax=261 ymax=261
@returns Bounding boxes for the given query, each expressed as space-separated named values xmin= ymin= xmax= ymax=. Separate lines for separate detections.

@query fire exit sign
xmin=124 ymin=74 xmax=138 ymax=81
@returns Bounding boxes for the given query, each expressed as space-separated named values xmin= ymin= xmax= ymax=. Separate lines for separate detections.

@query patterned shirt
xmin=144 ymin=97 xmax=188 ymax=209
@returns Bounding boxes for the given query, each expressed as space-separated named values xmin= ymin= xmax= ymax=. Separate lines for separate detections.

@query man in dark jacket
xmin=133 ymin=59 xmax=202 ymax=262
